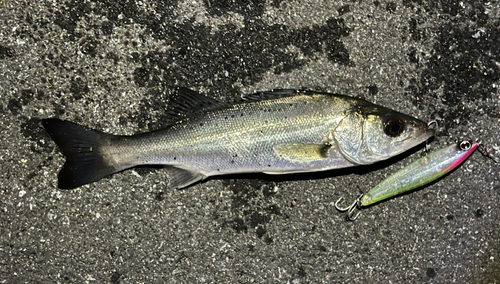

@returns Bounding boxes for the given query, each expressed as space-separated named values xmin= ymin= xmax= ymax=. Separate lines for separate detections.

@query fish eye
xmin=459 ymin=140 xmax=471 ymax=150
xmin=384 ymin=117 xmax=405 ymax=137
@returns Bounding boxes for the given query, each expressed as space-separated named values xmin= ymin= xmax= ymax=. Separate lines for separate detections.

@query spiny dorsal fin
xmin=242 ymin=89 xmax=303 ymax=102
xmin=167 ymin=88 xmax=229 ymax=121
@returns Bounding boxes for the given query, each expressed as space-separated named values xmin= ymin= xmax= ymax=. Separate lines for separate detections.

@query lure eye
xmin=459 ymin=140 xmax=472 ymax=150
xmin=384 ymin=117 xmax=405 ymax=137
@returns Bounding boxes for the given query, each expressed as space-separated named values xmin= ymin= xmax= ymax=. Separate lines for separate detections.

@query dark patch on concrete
xmin=133 ymin=67 xmax=151 ymax=88
xmin=338 ymin=5 xmax=350 ymax=16
xmin=110 ymin=271 xmax=121 ymax=284
xmin=20 ymin=118 xmax=43 ymax=142
xmin=422 ymin=20 xmax=499 ymax=119
xmin=118 ymin=115 xmax=128 ymax=125
xmin=265 ymin=204 xmax=281 ymax=215
xmin=53 ymin=2 xmax=90 ymax=37
xmin=264 ymin=236 xmax=273 ymax=244
xmin=52 ymin=102 xmax=66 ymax=116
xmin=408 ymin=18 xmax=422 ymax=41
xmin=79 ymin=37 xmax=99 ymax=57
xmin=426 ymin=267 xmax=437 ymax=278
xmin=8 ymin=89 xmax=36 ymax=114
xmin=0 ymin=44 xmax=15 ymax=59
xmin=297 ymin=265 xmax=307 ymax=277
xmin=154 ymin=191 xmax=164 ymax=201
xmin=131 ymin=87 xmax=171 ymax=130
xmin=101 ymin=21 xmax=114 ymax=35
xmin=386 ymin=2 xmax=397 ymax=12
xmin=53 ymin=1 xmax=177 ymax=40
xmin=224 ymin=178 xmax=264 ymax=208
xmin=274 ymin=57 xmax=308 ymax=75
xmin=402 ymin=1 xmax=458 ymax=17
xmin=367 ymin=85 xmax=378 ymax=97
xmin=106 ymin=52 xmax=119 ymax=64
xmin=247 ymin=244 xmax=255 ymax=252
xmin=69 ymin=77 xmax=89 ymax=100
xmin=130 ymin=18 xmax=350 ymax=96
xmin=49 ymin=1 xmax=350 ymax=96
xmin=225 ymin=205 xmax=280 ymax=238
xmin=408 ymin=48 xmax=418 ymax=64
xmin=231 ymin=217 xmax=248 ymax=232
xmin=262 ymin=185 xmax=277 ymax=197
xmin=247 ymin=211 xmax=270 ymax=228
xmin=204 ymin=0 xmax=265 ymax=18
xmin=404 ymin=1 xmax=499 ymax=123
xmin=21 ymin=89 xmax=35 ymax=101
xmin=222 ymin=179 xmax=282 ymax=237
xmin=255 ymin=225 xmax=266 ymax=238
xmin=474 ymin=208 xmax=484 ymax=218
xmin=8 ymin=99 xmax=23 ymax=114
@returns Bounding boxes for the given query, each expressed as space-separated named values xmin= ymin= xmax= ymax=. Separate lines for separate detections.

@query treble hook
xmin=335 ymin=194 xmax=364 ymax=221
xmin=427 ymin=119 xmax=439 ymax=129
xmin=477 ymin=141 xmax=498 ymax=163
xmin=335 ymin=197 xmax=356 ymax=211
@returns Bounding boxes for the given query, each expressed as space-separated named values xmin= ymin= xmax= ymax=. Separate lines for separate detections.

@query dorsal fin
xmin=166 ymin=88 xmax=229 ymax=121
xmin=242 ymin=89 xmax=303 ymax=102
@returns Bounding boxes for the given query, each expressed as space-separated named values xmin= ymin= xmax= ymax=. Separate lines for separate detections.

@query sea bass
xmin=42 ymin=88 xmax=434 ymax=189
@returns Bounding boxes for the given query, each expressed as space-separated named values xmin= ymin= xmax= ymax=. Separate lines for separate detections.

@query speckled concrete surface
xmin=1 ymin=0 xmax=499 ymax=283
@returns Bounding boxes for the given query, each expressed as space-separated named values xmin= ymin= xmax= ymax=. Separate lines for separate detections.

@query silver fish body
xmin=42 ymin=89 xmax=434 ymax=189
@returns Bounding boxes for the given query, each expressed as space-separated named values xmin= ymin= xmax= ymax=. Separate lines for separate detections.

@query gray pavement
xmin=1 ymin=0 xmax=499 ymax=283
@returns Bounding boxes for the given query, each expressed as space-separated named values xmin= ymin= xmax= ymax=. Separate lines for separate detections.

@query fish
xmin=336 ymin=140 xmax=479 ymax=220
xmin=42 ymin=88 xmax=434 ymax=189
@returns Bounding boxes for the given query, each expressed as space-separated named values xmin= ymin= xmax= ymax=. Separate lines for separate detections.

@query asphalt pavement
xmin=1 ymin=0 xmax=499 ymax=283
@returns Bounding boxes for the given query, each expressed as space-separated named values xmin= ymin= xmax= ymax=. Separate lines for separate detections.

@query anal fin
xmin=166 ymin=166 xmax=205 ymax=189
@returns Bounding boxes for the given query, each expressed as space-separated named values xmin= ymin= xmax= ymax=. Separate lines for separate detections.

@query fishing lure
xmin=336 ymin=140 xmax=484 ymax=220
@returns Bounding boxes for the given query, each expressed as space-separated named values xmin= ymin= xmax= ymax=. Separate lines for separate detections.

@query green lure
xmin=336 ymin=140 xmax=479 ymax=220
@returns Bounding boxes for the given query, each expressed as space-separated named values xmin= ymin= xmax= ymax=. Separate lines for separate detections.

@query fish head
xmin=333 ymin=103 xmax=434 ymax=165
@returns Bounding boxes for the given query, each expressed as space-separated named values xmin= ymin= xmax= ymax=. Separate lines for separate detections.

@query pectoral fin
xmin=273 ymin=143 xmax=332 ymax=162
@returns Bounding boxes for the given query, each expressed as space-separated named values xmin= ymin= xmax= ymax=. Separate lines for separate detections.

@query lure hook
xmin=477 ymin=142 xmax=498 ymax=163
xmin=427 ymin=119 xmax=438 ymax=129
xmin=335 ymin=194 xmax=363 ymax=221
xmin=335 ymin=197 xmax=356 ymax=211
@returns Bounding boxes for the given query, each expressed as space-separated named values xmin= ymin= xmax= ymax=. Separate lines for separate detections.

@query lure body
xmin=360 ymin=140 xmax=478 ymax=206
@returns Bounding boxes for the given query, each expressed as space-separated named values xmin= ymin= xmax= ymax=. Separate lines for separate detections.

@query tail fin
xmin=42 ymin=118 xmax=118 ymax=189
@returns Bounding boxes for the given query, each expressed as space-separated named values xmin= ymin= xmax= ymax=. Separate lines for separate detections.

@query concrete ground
xmin=1 ymin=0 xmax=499 ymax=283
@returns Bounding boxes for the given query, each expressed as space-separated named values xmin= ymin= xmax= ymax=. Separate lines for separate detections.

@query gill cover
xmin=332 ymin=105 xmax=430 ymax=165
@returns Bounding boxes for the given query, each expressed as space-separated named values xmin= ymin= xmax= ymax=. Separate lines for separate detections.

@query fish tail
xmin=42 ymin=118 xmax=118 ymax=189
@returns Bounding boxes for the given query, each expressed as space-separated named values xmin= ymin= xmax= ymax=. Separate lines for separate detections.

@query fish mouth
xmin=415 ymin=119 xmax=435 ymax=143
xmin=399 ymin=121 xmax=435 ymax=148
xmin=420 ymin=128 xmax=435 ymax=142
